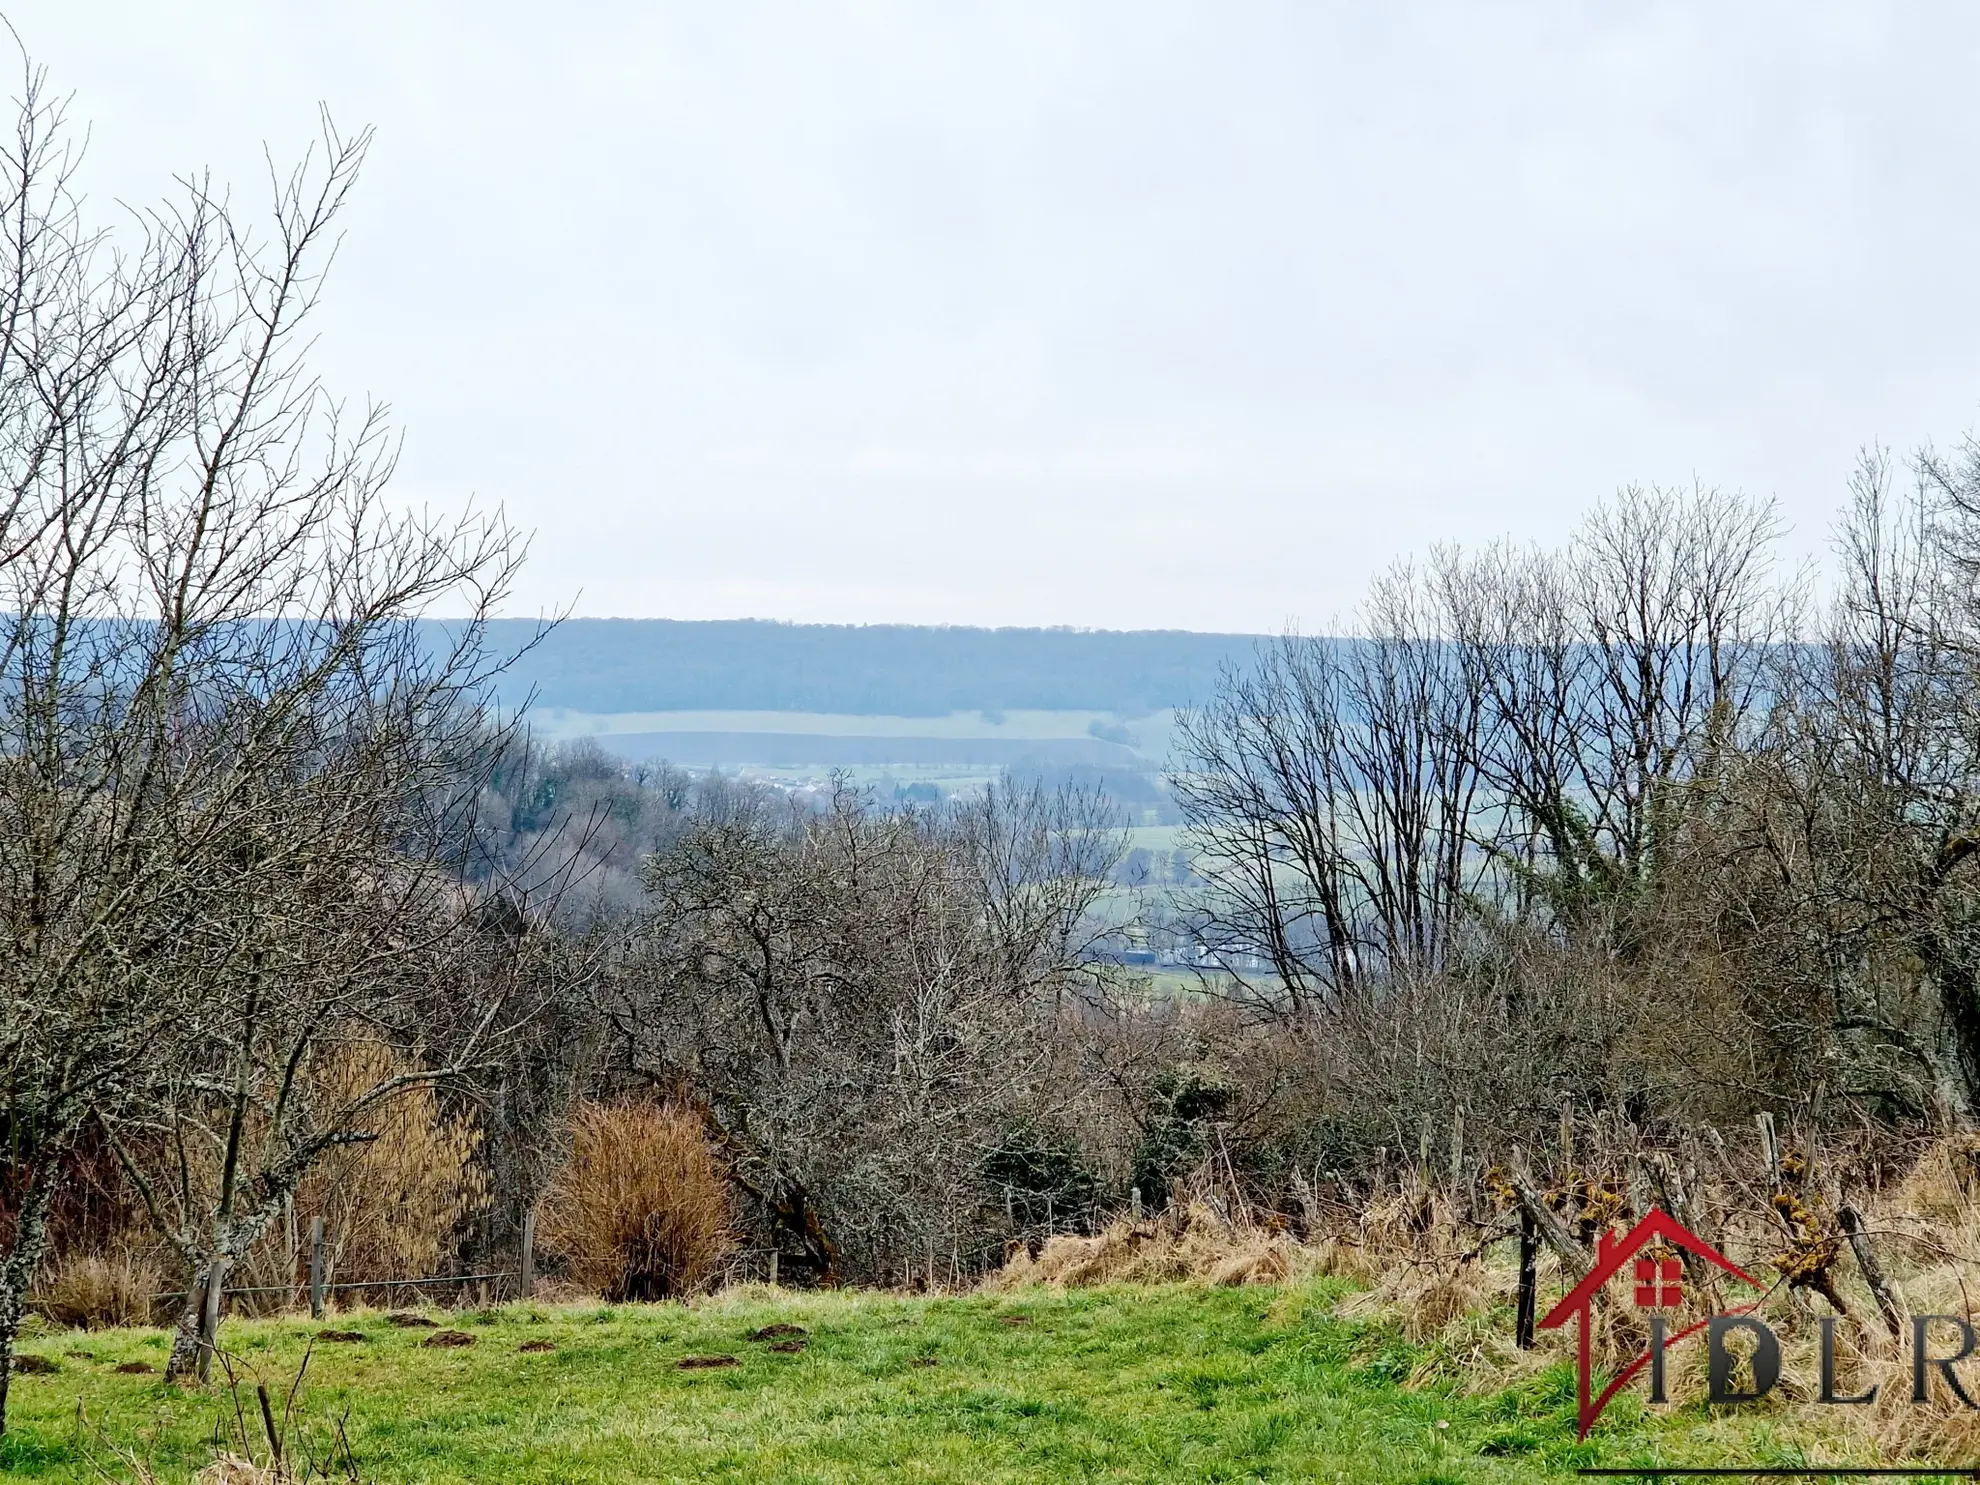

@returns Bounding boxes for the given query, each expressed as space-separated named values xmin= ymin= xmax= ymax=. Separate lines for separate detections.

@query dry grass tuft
xmin=30 ymin=1239 xmax=163 ymax=1329
xmin=984 ymin=1203 xmax=1313 ymax=1292
xmin=1335 ymin=1249 xmax=1490 ymax=1344
xmin=300 ymin=1039 xmax=488 ymax=1293
xmin=540 ymin=1100 xmax=738 ymax=1302
xmin=195 ymin=1458 xmax=285 ymax=1485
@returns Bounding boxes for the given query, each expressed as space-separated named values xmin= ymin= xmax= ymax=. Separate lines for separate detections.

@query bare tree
xmin=1436 ymin=485 xmax=1786 ymax=918
xmin=604 ymin=777 xmax=1120 ymax=1284
xmin=0 ymin=61 xmax=540 ymax=1413
xmin=1171 ymin=562 xmax=1493 ymax=1018
xmin=1712 ymin=448 xmax=1980 ymax=1119
xmin=1167 ymin=485 xmax=1795 ymax=1178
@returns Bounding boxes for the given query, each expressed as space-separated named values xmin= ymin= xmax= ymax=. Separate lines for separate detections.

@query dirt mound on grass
xmin=421 ymin=1329 xmax=475 ymax=1348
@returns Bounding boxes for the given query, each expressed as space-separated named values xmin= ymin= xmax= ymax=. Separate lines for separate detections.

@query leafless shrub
xmin=605 ymin=777 xmax=1122 ymax=1286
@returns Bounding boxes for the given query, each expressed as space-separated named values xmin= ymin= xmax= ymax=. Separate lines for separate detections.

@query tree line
xmin=1171 ymin=458 xmax=1980 ymax=1199
xmin=458 ymin=617 xmax=1259 ymax=717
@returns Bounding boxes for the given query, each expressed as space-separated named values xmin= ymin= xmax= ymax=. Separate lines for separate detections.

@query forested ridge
xmin=453 ymin=618 xmax=1263 ymax=715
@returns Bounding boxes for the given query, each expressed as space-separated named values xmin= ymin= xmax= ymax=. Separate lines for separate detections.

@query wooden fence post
xmin=1515 ymin=1207 xmax=1538 ymax=1349
xmin=1837 ymin=1205 xmax=1902 ymax=1338
xmin=308 ymin=1217 xmax=326 ymax=1321
xmin=519 ymin=1209 xmax=536 ymax=1301
xmin=1755 ymin=1112 xmax=1779 ymax=1189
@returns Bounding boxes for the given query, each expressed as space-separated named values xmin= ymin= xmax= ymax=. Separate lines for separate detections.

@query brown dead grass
xmin=299 ymin=1039 xmax=489 ymax=1292
xmin=29 ymin=1239 xmax=164 ymax=1329
xmin=539 ymin=1100 xmax=738 ymax=1301
xmin=984 ymin=1202 xmax=1320 ymax=1292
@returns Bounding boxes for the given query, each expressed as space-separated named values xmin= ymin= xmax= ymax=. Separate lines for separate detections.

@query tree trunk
xmin=166 ymin=1255 xmax=231 ymax=1383
xmin=773 ymin=1187 xmax=838 ymax=1283
xmin=0 ymin=1158 xmax=61 ymax=1436
xmin=161 ymin=1173 xmax=310 ymax=1383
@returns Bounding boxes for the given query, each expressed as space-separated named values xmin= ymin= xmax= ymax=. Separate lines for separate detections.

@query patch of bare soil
xmin=748 ymin=1323 xmax=808 ymax=1341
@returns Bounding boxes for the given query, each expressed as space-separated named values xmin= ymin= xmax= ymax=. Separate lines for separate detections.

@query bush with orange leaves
xmin=539 ymin=1102 xmax=737 ymax=1301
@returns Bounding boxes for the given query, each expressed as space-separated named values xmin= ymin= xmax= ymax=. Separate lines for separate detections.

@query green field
xmin=0 ymin=1280 xmax=1904 ymax=1484
xmin=527 ymin=708 xmax=1177 ymax=751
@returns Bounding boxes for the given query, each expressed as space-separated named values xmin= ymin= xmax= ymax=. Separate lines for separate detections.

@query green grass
xmin=0 ymin=1281 xmax=1923 ymax=1483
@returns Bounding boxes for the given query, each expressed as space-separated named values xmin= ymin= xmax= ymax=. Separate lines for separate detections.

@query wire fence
xmin=159 ymin=1214 xmax=540 ymax=1320
xmin=156 ymin=1272 xmax=520 ymax=1305
xmin=158 ymin=1190 xmax=1138 ymax=1317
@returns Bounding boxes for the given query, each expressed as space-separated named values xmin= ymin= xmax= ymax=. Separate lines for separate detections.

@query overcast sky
xmin=13 ymin=3 xmax=1980 ymax=630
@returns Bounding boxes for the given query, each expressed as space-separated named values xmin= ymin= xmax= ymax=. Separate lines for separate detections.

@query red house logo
xmin=1539 ymin=1207 xmax=1765 ymax=1438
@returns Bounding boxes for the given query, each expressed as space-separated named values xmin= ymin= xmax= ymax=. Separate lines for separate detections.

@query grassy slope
xmin=0 ymin=1281 xmax=1906 ymax=1484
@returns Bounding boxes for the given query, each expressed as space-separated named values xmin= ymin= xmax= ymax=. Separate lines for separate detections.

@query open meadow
xmin=2 ymin=1277 xmax=1940 ymax=1485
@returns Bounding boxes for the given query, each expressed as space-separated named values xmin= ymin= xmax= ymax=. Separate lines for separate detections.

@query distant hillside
xmin=463 ymin=620 xmax=1267 ymax=716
